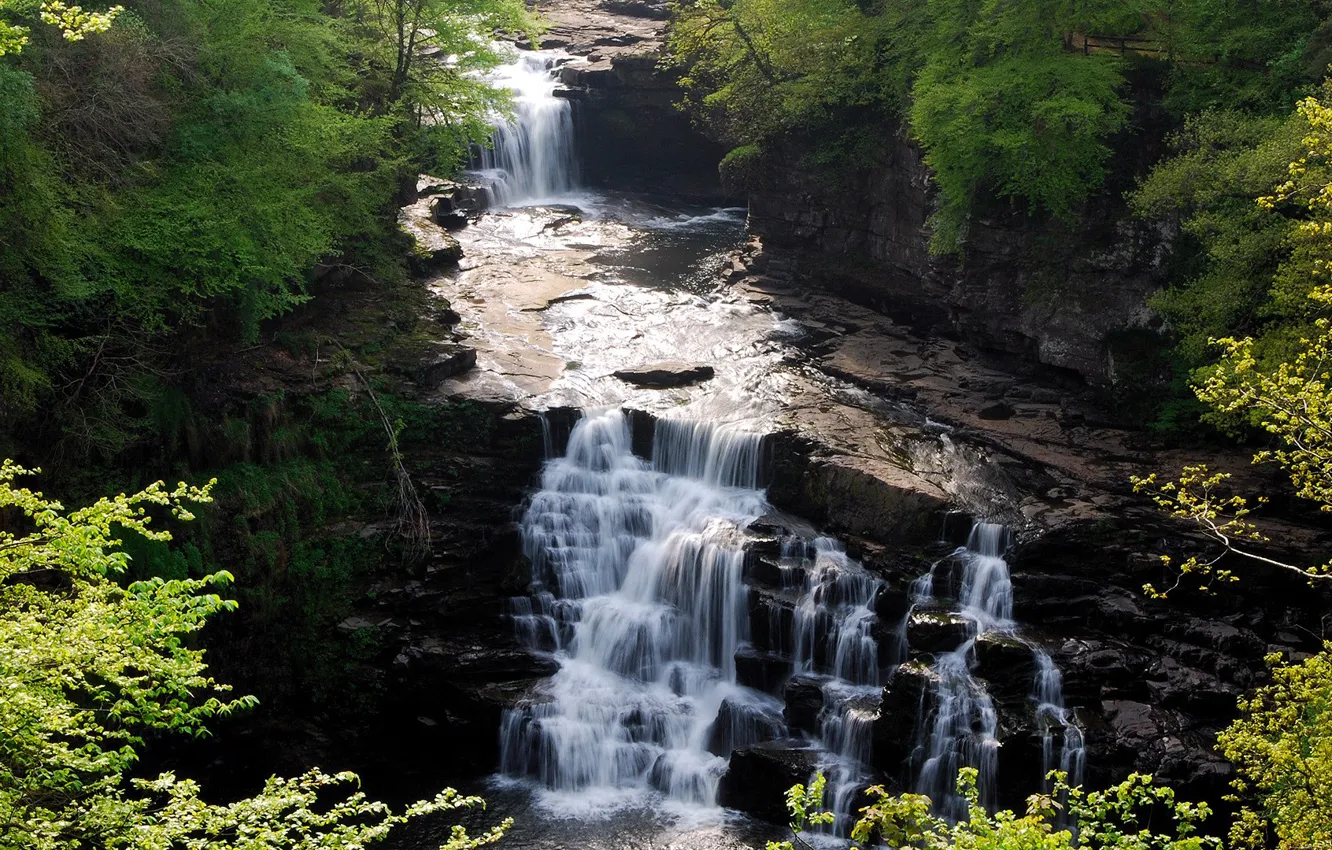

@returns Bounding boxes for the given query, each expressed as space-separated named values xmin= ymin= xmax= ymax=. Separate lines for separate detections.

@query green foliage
xmin=1219 ymin=647 xmax=1332 ymax=850
xmin=770 ymin=769 xmax=1215 ymax=850
xmin=765 ymin=773 xmax=835 ymax=850
xmin=670 ymin=0 xmax=1329 ymax=254
xmin=1135 ymin=89 xmax=1332 ymax=594
xmin=0 ymin=0 xmax=527 ymax=455
xmin=910 ymin=50 xmax=1127 ymax=251
xmin=0 ymin=460 xmax=511 ymax=849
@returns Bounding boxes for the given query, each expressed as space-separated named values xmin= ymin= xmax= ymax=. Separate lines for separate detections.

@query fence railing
xmin=1065 ymin=33 xmax=1169 ymax=59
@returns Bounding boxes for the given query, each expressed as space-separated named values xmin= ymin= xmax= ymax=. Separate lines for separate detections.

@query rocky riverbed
xmin=362 ymin=1 xmax=1332 ymax=843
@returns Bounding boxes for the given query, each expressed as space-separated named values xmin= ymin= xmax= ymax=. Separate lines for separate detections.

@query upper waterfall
xmin=469 ymin=51 xmax=581 ymax=206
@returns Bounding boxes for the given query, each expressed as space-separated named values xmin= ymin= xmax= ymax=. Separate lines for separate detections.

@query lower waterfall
xmin=500 ymin=409 xmax=1085 ymax=829
xmin=907 ymin=525 xmax=1085 ymax=820
xmin=500 ymin=410 xmax=769 ymax=808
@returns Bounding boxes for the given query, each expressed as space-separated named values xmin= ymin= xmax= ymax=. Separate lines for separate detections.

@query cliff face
xmin=534 ymin=0 xmax=727 ymax=199
xmin=746 ymin=139 xmax=1168 ymax=386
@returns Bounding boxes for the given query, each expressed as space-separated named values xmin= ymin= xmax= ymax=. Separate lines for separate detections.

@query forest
xmin=5 ymin=0 xmax=1332 ymax=848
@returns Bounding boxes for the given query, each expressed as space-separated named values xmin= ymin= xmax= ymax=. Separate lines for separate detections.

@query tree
xmin=356 ymin=0 xmax=535 ymax=172
xmin=1133 ymin=86 xmax=1332 ymax=847
xmin=1132 ymin=86 xmax=1332 ymax=595
xmin=0 ymin=1 xmax=124 ymax=55
xmin=0 ymin=459 xmax=510 ymax=849
xmin=767 ymin=769 xmax=1215 ymax=850
xmin=1219 ymin=648 xmax=1332 ymax=850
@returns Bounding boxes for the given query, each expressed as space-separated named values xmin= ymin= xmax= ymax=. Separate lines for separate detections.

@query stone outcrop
xmin=613 ymin=361 xmax=715 ymax=387
xmin=399 ymin=198 xmax=464 ymax=272
xmin=718 ymin=741 xmax=824 ymax=822
xmin=533 ymin=0 xmax=727 ymax=198
xmin=744 ymin=140 xmax=1167 ymax=387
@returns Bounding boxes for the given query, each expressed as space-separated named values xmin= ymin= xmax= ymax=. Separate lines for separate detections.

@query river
xmin=398 ymin=49 xmax=1085 ymax=849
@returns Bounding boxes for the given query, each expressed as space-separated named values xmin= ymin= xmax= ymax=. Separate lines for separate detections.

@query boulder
xmin=735 ymin=647 xmax=793 ymax=695
xmin=873 ymin=586 xmax=912 ymax=623
xmin=783 ymin=676 xmax=825 ymax=734
xmin=978 ymin=402 xmax=1016 ymax=421
xmin=399 ymin=205 xmax=464 ymax=272
xmin=747 ymin=587 xmax=795 ymax=653
xmin=800 ymin=455 xmax=951 ymax=544
xmin=706 ymin=697 xmax=785 ymax=757
xmin=416 ymin=346 xmax=477 ymax=388
xmin=613 ymin=361 xmax=716 ymax=388
xmin=718 ymin=740 xmax=823 ymax=822
xmin=873 ymin=660 xmax=935 ymax=774
xmin=743 ymin=551 xmax=787 ymax=589
xmin=973 ymin=633 xmax=1038 ymax=703
xmin=906 ymin=609 xmax=973 ymax=654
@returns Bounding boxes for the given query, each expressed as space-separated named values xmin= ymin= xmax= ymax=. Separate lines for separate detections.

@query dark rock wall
xmin=560 ymin=57 xmax=727 ymax=200
xmin=746 ymin=140 xmax=1168 ymax=386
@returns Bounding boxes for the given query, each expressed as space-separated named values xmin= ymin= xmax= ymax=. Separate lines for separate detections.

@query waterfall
xmin=906 ymin=523 xmax=1085 ymax=820
xmin=501 ymin=410 xmax=1084 ymax=828
xmin=501 ymin=410 xmax=773 ymax=807
xmin=1033 ymin=650 xmax=1086 ymax=797
xmin=469 ymin=51 xmax=580 ymax=206
xmin=501 ymin=410 xmax=889 ymax=826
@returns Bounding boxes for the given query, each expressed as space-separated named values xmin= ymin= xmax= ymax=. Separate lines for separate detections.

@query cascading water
xmin=501 ymin=410 xmax=774 ymax=808
xmin=785 ymin=539 xmax=887 ymax=834
xmin=500 ymin=410 xmax=891 ymax=829
xmin=1033 ymin=650 xmax=1086 ymax=794
xmin=905 ymin=523 xmax=1085 ymax=820
xmin=469 ymin=51 xmax=580 ymax=206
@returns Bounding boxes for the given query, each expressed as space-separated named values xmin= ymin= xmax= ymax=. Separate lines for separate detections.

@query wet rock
xmin=399 ymin=204 xmax=464 ymax=272
xmin=612 ymin=361 xmax=716 ymax=388
xmin=906 ymin=609 xmax=973 ymax=654
xmin=735 ymin=647 xmax=793 ymax=695
xmin=873 ymin=660 xmax=935 ymax=774
xmin=416 ymin=346 xmax=477 ymax=388
xmin=973 ymin=633 xmax=1038 ymax=698
xmin=783 ymin=676 xmax=825 ymax=734
xmin=743 ymin=551 xmax=786 ymax=588
xmin=978 ymin=402 xmax=1016 ymax=420
xmin=873 ymin=586 xmax=912 ymax=622
xmin=801 ymin=456 xmax=951 ymax=544
xmin=706 ymin=697 xmax=785 ymax=757
xmin=718 ymin=740 xmax=823 ymax=822
xmin=748 ymin=587 xmax=795 ymax=653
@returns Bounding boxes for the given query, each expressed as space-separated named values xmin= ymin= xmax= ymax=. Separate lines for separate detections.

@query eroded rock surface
xmin=613 ymin=361 xmax=715 ymax=387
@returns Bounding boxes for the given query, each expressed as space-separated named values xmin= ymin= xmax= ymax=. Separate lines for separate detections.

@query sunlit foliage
xmin=0 ymin=460 xmax=512 ymax=849
xmin=768 ymin=769 xmax=1215 ymax=850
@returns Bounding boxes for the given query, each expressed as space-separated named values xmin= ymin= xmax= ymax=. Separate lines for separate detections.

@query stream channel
xmin=401 ymin=50 xmax=1084 ymax=849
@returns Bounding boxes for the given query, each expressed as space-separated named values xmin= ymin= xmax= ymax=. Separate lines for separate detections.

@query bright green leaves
xmin=1219 ymin=648 xmax=1332 ymax=850
xmin=765 ymin=773 xmax=835 ymax=850
xmin=667 ymin=0 xmax=908 ymax=158
xmin=667 ymin=0 xmax=1129 ymax=253
xmin=0 ymin=1 xmax=123 ymax=56
xmin=769 ymin=769 xmax=1215 ymax=850
xmin=1136 ymin=84 xmax=1332 ymax=594
xmin=1134 ymin=83 xmax=1332 ymax=847
xmin=0 ymin=463 xmax=510 ymax=849
xmin=910 ymin=50 xmax=1127 ymax=251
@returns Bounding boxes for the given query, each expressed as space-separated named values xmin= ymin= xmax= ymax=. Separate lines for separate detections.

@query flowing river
xmin=402 ymin=50 xmax=1085 ymax=849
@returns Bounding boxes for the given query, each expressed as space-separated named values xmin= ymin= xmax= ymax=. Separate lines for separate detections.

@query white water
xmin=1034 ymin=650 xmax=1086 ymax=799
xmin=500 ymin=410 xmax=890 ymax=827
xmin=473 ymin=44 xmax=1089 ymax=833
xmin=501 ymin=410 xmax=772 ymax=812
xmin=469 ymin=51 xmax=580 ymax=205
xmin=907 ymin=523 xmax=1085 ymax=820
